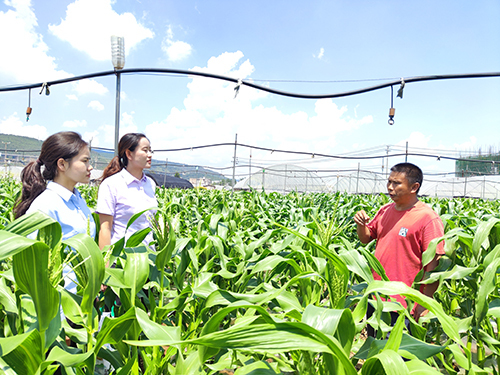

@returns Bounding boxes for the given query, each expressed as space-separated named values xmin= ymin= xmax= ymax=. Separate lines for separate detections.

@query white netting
xmin=234 ymin=164 xmax=327 ymax=193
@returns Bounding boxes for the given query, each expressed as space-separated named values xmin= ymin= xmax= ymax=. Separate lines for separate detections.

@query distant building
xmin=455 ymin=151 xmax=500 ymax=177
xmin=189 ymin=177 xmax=213 ymax=188
xmin=146 ymin=171 xmax=193 ymax=189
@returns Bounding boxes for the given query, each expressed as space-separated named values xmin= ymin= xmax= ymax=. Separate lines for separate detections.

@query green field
xmin=1 ymin=176 xmax=500 ymax=374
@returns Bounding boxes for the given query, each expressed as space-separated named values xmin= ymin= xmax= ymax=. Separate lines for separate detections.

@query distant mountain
xmin=0 ymin=133 xmax=43 ymax=151
xmin=0 ymin=133 xmax=226 ymax=181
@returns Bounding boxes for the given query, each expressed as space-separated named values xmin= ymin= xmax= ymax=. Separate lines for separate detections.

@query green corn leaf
xmin=472 ymin=217 xmax=500 ymax=264
xmin=361 ymin=349 xmax=410 ymax=375
xmin=135 ymin=307 xmax=181 ymax=347
xmin=405 ymin=359 xmax=442 ymax=374
xmin=59 ymin=288 xmax=85 ymax=326
xmin=475 ymin=257 xmax=500 ymax=324
xmin=155 ymin=216 xmax=176 ymax=271
xmin=355 ymin=333 xmax=446 ymax=361
xmin=94 ymin=307 xmax=137 ymax=353
xmin=365 ymin=281 xmax=461 ymax=343
xmin=0 ymin=276 xmax=17 ymax=314
xmin=126 ymin=302 xmax=357 ymax=375
xmin=339 ymin=248 xmax=374 ymax=283
xmin=250 ymin=255 xmax=302 ymax=276
xmin=0 ymin=329 xmax=43 ymax=375
xmin=125 ymin=227 xmax=151 ymax=247
xmin=447 ymin=343 xmax=470 ymax=370
xmin=384 ymin=313 xmax=405 ymax=353
xmin=3 ymin=211 xmax=59 ymax=238
xmin=123 ymin=245 xmax=150 ymax=299
xmin=418 ymin=265 xmax=477 ymax=285
xmin=275 ymin=223 xmax=349 ymax=300
xmin=0 ymin=230 xmax=41 ymax=261
xmin=41 ymin=346 xmax=95 ymax=374
xmin=12 ymin=241 xmax=59 ymax=333
xmin=233 ymin=360 xmax=279 ymax=375
xmin=359 ymin=247 xmax=389 ymax=281
xmin=302 ymin=304 xmax=355 ymax=355
xmin=174 ymin=350 xmax=204 ymax=375
xmin=126 ymin=207 xmax=157 ymax=230
xmin=63 ymin=233 xmax=104 ymax=321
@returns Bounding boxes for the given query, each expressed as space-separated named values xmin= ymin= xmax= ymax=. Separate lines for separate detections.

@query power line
xmin=5 ymin=141 xmax=500 ymax=165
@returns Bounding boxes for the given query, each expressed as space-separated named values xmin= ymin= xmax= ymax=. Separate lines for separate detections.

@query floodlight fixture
xmin=111 ymin=36 xmax=125 ymax=155
xmin=111 ymin=36 xmax=125 ymax=70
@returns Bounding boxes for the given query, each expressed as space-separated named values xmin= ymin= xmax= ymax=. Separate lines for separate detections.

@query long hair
xmin=100 ymin=133 xmax=148 ymax=181
xmin=14 ymin=131 xmax=88 ymax=218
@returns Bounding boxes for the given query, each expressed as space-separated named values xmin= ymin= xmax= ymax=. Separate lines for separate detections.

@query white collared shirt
xmin=96 ymin=168 xmax=158 ymax=245
xmin=27 ymin=181 xmax=96 ymax=240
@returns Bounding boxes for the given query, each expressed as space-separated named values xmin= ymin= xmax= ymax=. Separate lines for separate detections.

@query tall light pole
xmin=111 ymin=36 xmax=125 ymax=156
xmin=2 ymin=141 xmax=10 ymax=168
xmin=231 ymin=134 xmax=237 ymax=196
xmin=163 ymin=158 xmax=168 ymax=187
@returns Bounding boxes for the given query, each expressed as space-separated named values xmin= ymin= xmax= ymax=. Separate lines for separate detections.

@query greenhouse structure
xmin=3 ymin=164 xmax=500 ymax=199
xmin=325 ymin=170 xmax=500 ymax=199
xmin=234 ymin=164 xmax=327 ymax=193
xmin=232 ymin=165 xmax=500 ymax=199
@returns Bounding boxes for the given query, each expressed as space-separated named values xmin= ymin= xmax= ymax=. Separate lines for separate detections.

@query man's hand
xmin=413 ymin=304 xmax=428 ymax=322
xmin=354 ymin=210 xmax=372 ymax=244
xmin=354 ymin=210 xmax=370 ymax=226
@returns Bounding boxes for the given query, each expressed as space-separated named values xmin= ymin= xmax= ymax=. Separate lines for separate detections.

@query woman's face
xmin=62 ymin=146 xmax=93 ymax=185
xmin=127 ymin=137 xmax=153 ymax=170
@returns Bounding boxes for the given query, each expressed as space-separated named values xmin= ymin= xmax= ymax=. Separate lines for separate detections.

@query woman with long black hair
xmin=14 ymin=130 xmax=95 ymax=238
xmin=96 ymin=133 xmax=157 ymax=249
xmin=14 ymin=131 xmax=95 ymax=294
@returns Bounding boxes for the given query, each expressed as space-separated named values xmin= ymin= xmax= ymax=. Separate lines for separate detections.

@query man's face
xmin=387 ymin=171 xmax=418 ymax=203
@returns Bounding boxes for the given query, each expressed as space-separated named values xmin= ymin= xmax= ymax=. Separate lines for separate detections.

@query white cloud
xmin=146 ymin=51 xmax=373 ymax=166
xmin=397 ymin=131 xmax=431 ymax=148
xmin=0 ymin=0 xmax=70 ymax=84
xmin=98 ymin=123 xmax=138 ymax=147
xmin=67 ymin=94 xmax=78 ymax=101
xmin=314 ymin=47 xmax=325 ymax=59
xmin=74 ymin=112 xmax=138 ymax=151
xmin=454 ymin=136 xmax=477 ymax=151
xmin=162 ymin=25 xmax=192 ymax=62
xmin=63 ymin=119 xmax=87 ymax=128
xmin=73 ymin=79 xmax=108 ymax=95
xmin=49 ymin=0 xmax=154 ymax=61
xmin=0 ymin=113 xmax=48 ymax=139
xmin=83 ymin=130 xmax=99 ymax=145
xmin=122 ymin=111 xmax=135 ymax=126
xmin=88 ymin=100 xmax=104 ymax=111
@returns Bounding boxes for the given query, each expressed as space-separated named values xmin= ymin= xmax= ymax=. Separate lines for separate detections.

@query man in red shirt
xmin=354 ymin=163 xmax=444 ymax=334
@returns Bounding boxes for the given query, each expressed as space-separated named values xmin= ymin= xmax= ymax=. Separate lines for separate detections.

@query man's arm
xmin=354 ymin=210 xmax=372 ymax=244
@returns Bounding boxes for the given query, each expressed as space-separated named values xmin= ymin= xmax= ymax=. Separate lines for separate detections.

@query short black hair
xmin=390 ymin=162 xmax=423 ymax=193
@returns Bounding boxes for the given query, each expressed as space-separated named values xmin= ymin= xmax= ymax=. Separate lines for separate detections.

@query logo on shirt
xmin=398 ymin=227 xmax=408 ymax=237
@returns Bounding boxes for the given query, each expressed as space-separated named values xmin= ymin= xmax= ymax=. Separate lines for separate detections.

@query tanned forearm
xmin=354 ymin=210 xmax=372 ymax=244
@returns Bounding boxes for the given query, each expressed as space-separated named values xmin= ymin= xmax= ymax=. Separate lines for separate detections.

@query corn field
xmin=1 ymin=175 xmax=500 ymax=374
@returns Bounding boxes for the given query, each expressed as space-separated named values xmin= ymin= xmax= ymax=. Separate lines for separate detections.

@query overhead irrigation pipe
xmin=7 ymin=140 xmax=499 ymax=165
xmin=2 ymin=68 xmax=499 ymax=152
xmin=153 ymin=142 xmax=500 ymax=165
xmin=1 ymin=68 xmax=499 ymax=99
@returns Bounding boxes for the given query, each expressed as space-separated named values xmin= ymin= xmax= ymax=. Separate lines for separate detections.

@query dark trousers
xmin=366 ymin=303 xmax=411 ymax=338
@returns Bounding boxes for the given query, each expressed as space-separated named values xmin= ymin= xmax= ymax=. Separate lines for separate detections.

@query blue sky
xmin=0 ymin=0 xmax=499 ymax=179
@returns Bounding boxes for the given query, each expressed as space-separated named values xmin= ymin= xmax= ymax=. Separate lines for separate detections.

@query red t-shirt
xmin=367 ymin=201 xmax=445 ymax=306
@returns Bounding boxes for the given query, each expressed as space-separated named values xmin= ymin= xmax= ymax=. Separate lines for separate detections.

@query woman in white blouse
xmin=14 ymin=131 xmax=95 ymax=294
xmin=96 ymin=133 xmax=157 ymax=249
xmin=14 ymin=131 xmax=95 ymax=238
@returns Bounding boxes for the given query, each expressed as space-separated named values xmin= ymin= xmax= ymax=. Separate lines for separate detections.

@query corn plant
xmin=1 ymin=182 xmax=500 ymax=373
